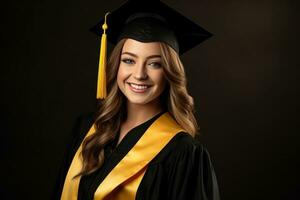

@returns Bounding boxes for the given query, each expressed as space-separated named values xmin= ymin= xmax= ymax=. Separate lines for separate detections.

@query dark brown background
xmin=1 ymin=0 xmax=299 ymax=199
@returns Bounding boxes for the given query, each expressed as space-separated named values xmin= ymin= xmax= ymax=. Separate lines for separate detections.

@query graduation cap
xmin=91 ymin=0 xmax=212 ymax=99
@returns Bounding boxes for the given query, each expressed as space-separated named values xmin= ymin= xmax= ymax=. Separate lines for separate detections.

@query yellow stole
xmin=61 ymin=112 xmax=184 ymax=200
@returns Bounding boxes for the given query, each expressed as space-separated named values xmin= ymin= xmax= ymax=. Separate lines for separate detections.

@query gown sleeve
xmin=136 ymin=133 xmax=220 ymax=200
xmin=164 ymin=136 xmax=220 ymax=200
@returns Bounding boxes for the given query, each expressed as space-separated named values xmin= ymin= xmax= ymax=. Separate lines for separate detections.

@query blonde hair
xmin=76 ymin=39 xmax=199 ymax=177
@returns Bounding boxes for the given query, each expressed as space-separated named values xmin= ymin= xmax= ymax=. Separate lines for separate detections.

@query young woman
xmin=54 ymin=0 xmax=220 ymax=199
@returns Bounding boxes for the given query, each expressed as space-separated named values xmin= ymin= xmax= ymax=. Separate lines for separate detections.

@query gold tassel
xmin=97 ymin=12 xmax=110 ymax=99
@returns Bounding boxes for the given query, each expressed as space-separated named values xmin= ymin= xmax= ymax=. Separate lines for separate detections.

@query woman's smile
xmin=127 ymin=82 xmax=153 ymax=93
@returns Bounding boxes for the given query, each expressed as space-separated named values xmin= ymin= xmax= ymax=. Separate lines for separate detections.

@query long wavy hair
xmin=76 ymin=38 xmax=199 ymax=177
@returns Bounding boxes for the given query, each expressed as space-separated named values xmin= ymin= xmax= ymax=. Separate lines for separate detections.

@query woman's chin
xmin=126 ymin=97 xmax=150 ymax=106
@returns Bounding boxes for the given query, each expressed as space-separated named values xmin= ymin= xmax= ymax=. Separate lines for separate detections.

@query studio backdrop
xmin=1 ymin=0 xmax=299 ymax=199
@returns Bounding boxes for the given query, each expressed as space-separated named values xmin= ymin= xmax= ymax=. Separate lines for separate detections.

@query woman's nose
xmin=133 ymin=63 xmax=148 ymax=80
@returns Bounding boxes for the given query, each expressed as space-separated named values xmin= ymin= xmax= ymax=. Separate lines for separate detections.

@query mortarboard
xmin=91 ymin=0 xmax=212 ymax=99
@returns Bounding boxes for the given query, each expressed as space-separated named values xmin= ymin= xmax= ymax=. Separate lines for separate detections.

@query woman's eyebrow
xmin=121 ymin=52 xmax=161 ymax=59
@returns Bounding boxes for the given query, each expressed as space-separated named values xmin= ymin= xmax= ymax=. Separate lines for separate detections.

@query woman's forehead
xmin=122 ymin=39 xmax=162 ymax=57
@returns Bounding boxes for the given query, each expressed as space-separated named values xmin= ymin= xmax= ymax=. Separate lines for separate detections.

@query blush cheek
xmin=117 ymin=69 xmax=125 ymax=92
xmin=117 ymin=67 xmax=132 ymax=95
xmin=155 ymin=73 xmax=166 ymax=89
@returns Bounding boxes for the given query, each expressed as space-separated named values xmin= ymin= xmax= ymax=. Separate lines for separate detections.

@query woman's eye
xmin=121 ymin=58 xmax=135 ymax=65
xmin=149 ymin=62 xmax=162 ymax=68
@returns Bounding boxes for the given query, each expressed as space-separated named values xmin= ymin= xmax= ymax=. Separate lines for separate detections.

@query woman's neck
xmin=125 ymin=99 xmax=163 ymax=127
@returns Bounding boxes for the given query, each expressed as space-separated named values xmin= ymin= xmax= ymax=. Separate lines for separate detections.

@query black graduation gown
xmin=53 ymin=111 xmax=220 ymax=200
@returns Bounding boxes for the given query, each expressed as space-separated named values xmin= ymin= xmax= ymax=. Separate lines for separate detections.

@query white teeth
xmin=129 ymin=83 xmax=148 ymax=90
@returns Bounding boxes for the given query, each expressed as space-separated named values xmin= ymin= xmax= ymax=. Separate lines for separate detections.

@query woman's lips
xmin=127 ymin=82 xmax=151 ymax=93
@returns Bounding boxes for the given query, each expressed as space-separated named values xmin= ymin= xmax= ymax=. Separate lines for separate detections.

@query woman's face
xmin=117 ymin=39 xmax=166 ymax=106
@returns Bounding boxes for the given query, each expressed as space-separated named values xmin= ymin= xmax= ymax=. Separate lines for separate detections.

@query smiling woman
xmin=54 ymin=0 xmax=220 ymax=200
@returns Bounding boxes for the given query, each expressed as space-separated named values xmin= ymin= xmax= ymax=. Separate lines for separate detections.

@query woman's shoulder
xmin=168 ymin=131 xmax=204 ymax=153
xmin=71 ymin=112 xmax=96 ymax=138
xmin=151 ymin=131 xmax=207 ymax=165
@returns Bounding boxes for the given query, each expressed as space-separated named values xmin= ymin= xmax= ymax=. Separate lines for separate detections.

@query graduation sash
xmin=61 ymin=112 xmax=184 ymax=200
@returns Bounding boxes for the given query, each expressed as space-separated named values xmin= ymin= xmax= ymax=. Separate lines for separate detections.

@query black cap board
xmin=90 ymin=0 xmax=212 ymax=55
